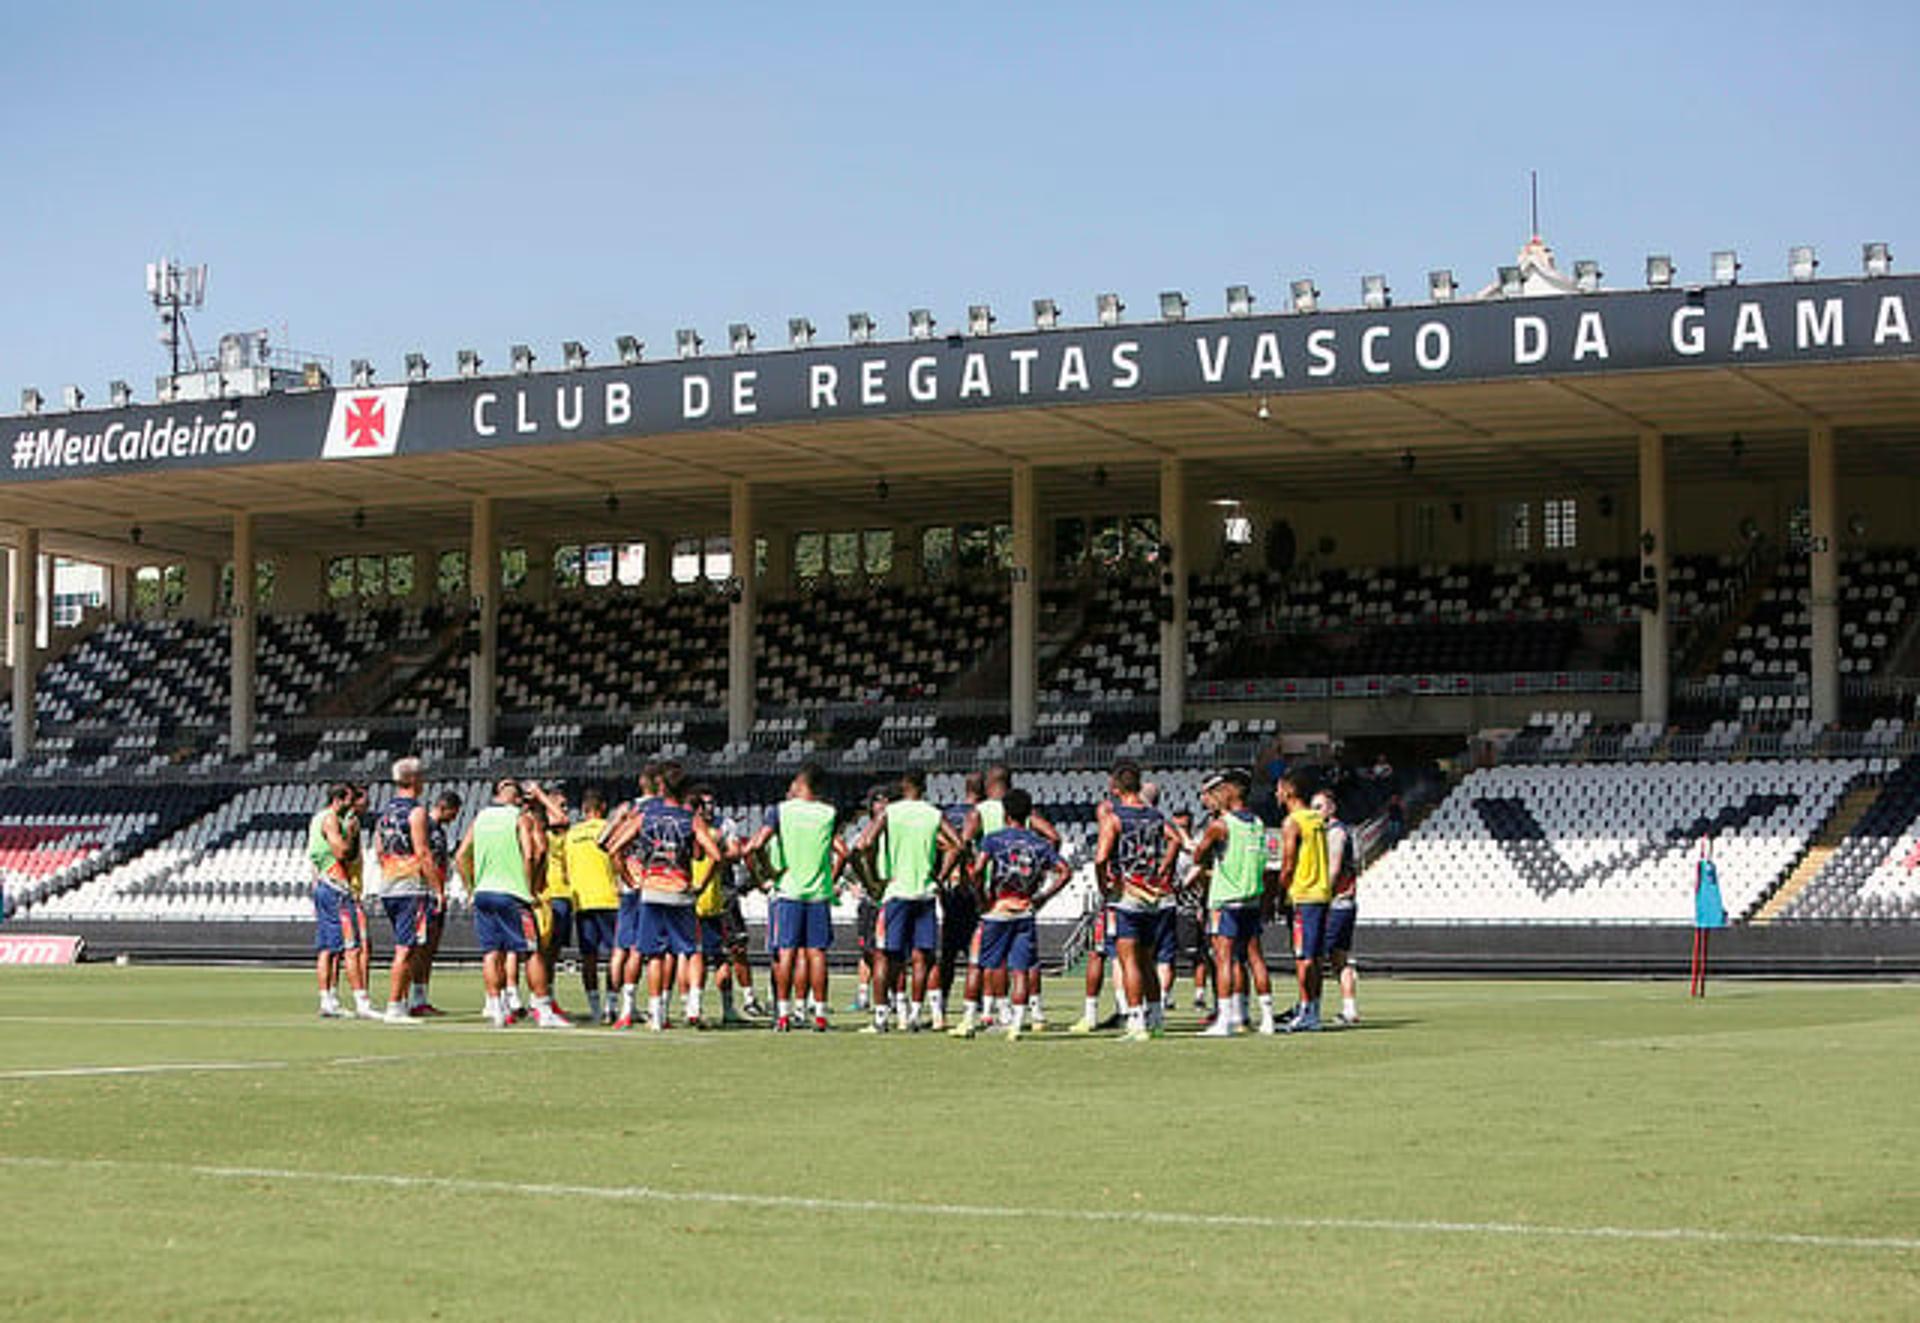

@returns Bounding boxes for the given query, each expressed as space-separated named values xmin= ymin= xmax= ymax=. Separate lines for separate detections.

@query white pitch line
xmin=0 ymin=1045 xmax=616 ymax=1081
xmin=0 ymin=1155 xmax=1913 ymax=1255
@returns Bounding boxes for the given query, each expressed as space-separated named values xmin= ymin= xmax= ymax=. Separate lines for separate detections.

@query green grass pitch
xmin=1 ymin=967 xmax=1916 ymax=1321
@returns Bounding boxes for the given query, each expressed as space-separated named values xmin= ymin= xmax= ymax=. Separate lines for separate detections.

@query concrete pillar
xmin=1637 ymin=430 xmax=1670 ymax=727
xmin=406 ymin=547 xmax=437 ymax=607
xmin=469 ymin=496 xmax=499 ymax=751
xmin=108 ymin=563 xmax=135 ymax=621
xmin=891 ymin=524 xmax=918 ymax=586
xmin=1159 ymin=457 xmax=1190 ymax=737
xmin=1809 ymin=423 xmax=1840 ymax=725
xmin=12 ymin=529 xmax=37 ymax=761
xmin=230 ymin=512 xmax=256 ymax=756
xmin=180 ymin=557 xmax=217 ymax=620
xmin=728 ymin=481 xmax=757 ymax=743
xmin=0 ymin=549 xmax=10 ymax=666
xmin=644 ymin=533 xmax=671 ymax=599
xmin=1011 ymin=463 xmax=1038 ymax=740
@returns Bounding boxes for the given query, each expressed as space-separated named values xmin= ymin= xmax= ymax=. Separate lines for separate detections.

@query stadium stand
xmin=0 ymin=783 xmax=236 ymax=920
xmin=1782 ymin=754 xmax=1920 ymax=921
xmin=1364 ymin=760 xmax=1866 ymax=923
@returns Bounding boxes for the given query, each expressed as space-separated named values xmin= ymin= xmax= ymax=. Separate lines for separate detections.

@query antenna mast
xmin=1530 ymin=170 xmax=1540 ymax=239
xmin=146 ymin=258 xmax=208 ymax=393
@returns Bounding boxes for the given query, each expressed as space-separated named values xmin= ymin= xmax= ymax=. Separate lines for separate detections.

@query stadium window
xmin=617 ymin=542 xmax=647 ymax=586
xmin=992 ymin=522 xmax=1014 ymax=569
xmin=671 ymin=537 xmax=702 ymax=584
xmin=326 ymin=556 xmax=355 ymax=602
xmin=827 ymin=530 xmax=859 ymax=579
xmin=955 ymin=524 xmax=992 ymax=573
xmin=499 ymin=547 xmax=527 ymax=593
xmin=755 ymin=535 xmax=768 ymax=580
xmin=583 ymin=545 xmax=615 ymax=588
xmin=436 ymin=550 xmax=466 ymax=597
xmin=386 ymin=553 xmax=414 ymax=599
xmin=355 ymin=554 xmax=387 ymax=600
xmin=1543 ymin=498 xmax=1579 ymax=550
xmin=1090 ymin=516 xmax=1124 ymax=570
xmin=1054 ymin=517 xmax=1087 ymax=574
xmin=554 ymin=545 xmax=584 ymax=591
xmin=1127 ymin=514 xmax=1162 ymax=565
xmin=794 ymin=532 xmax=825 ymax=581
xmin=1223 ymin=513 xmax=1255 ymax=547
xmin=921 ymin=526 xmax=955 ymax=580
xmin=862 ymin=529 xmax=893 ymax=576
xmin=133 ymin=565 xmax=183 ymax=612
xmin=704 ymin=534 xmax=733 ymax=582
xmin=1496 ymin=500 xmax=1531 ymax=554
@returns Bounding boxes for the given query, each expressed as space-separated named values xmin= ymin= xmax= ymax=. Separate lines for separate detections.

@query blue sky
xmin=3 ymin=0 xmax=1914 ymax=400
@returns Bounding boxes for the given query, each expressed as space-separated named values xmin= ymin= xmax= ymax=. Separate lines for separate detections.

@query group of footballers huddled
xmin=308 ymin=752 xmax=1361 ymax=1038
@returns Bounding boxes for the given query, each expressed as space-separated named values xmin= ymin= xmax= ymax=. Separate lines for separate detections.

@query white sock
xmin=687 ymin=989 xmax=703 ymax=1021
xmin=506 ymin=987 xmax=524 ymax=1013
xmin=1126 ymin=1006 xmax=1145 ymax=1032
xmin=620 ymin=985 xmax=636 ymax=1017
xmin=1116 ymin=995 xmax=1134 ymax=1017
xmin=873 ymin=1003 xmax=889 ymax=1030
xmin=981 ymin=995 xmax=998 ymax=1023
xmin=483 ymin=993 xmax=501 ymax=1020
xmin=906 ymin=999 xmax=922 ymax=1027
xmin=353 ymin=989 xmax=372 ymax=1012
xmin=1030 ymin=993 xmax=1045 ymax=1021
xmin=1083 ymin=996 xmax=1099 ymax=1022
xmin=319 ymin=991 xmax=337 ymax=1011
xmin=1010 ymin=1002 xmax=1028 ymax=1031
xmin=1343 ymin=997 xmax=1357 ymax=1018
xmin=648 ymin=994 xmax=665 ymax=1026
xmin=928 ymin=990 xmax=945 ymax=1018
xmin=776 ymin=999 xmax=792 ymax=1020
xmin=1258 ymin=993 xmax=1274 ymax=1022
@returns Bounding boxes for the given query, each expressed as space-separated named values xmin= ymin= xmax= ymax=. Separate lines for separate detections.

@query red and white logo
xmin=321 ymin=386 xmax=410 ymax=460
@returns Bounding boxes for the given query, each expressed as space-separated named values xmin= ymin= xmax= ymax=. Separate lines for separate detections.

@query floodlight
xmin=350 ymin=358 xmax=375 ymax=387
xmin=1788 ymin=245 xmax=1818 ymax=281
xmin=1361 ymin=274 xmax=1391 ymax=310
xmin=510 ymin=344 xmax=536 ymax=375
xmin=1157 ymin=290 xmax=1188 ymax=322
xmin=457 ymin=349 xmax=483 ymax=378
xmin=1428 ymin=269 xmax=1457 ymax=302
xmin=728 ymin=323 xmax=756 ymax=355
xmin=20 ymin=387 xmax=42 ymax=415
xmin=615 ymin=335 xmax=644 ymax=365
xmin=1497 ymin=265 xmax=1523 ymax=298
xmin=908 ymin=308 xmax=936 ymax=340
xmin=675 ymin=328 xmax=703 ymax=359
xmin=61 ymin=385 xmax=84 ymax=411
xmin=301 ymin=362 xmax=329 ymax=390
xmin=1032 ymin=298 xmax=1061 ymax=330
xmin=405 ymin=352 xmax=430 ymax=381
xmin=1645 ymin=255 xmax=1675 ymax=288
xmin=1289 ymin=279 xmax=1319 ymax=313
xmin=1863 ymin=241 xmax=1893 ymax=278
xmin=788 ymin=317 xmax=815 ymax=348
xmin=1710 ymin=250 xmax=1740 ymax=285
xmin=1225 ymin=284 xmax=1254 ymax=317
xmin=108 ymin=379 xmax=132 ymax=408
xmin=1096 ymin=292 xmax=1124 ymax=326
xmin=562 ymin=340 xmax=589 ymax=370
xmin=967 ymin=304 xmax=995 ymax=336
xmin=1574 ymin=260 xmax=1602 ymax=293
xmin=848 ymin=312 xmax=876 ymax=344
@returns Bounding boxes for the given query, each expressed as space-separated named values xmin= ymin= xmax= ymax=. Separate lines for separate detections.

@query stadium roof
xmin=4 ymin=274 xmax=1919 ymax=562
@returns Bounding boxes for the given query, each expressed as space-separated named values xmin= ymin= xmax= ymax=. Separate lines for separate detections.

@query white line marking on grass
xmin=0 ymin=1156 xmax=1913 ymax=1254
xmin=0 ymin=1061 xmax=288 ymax=1080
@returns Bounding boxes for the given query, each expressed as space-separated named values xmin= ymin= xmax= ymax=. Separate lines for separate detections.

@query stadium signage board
xmin=0 ymin=933 xmax=83 ymax=964
xmin=6 ymin=277 xmax=1919 ymax=483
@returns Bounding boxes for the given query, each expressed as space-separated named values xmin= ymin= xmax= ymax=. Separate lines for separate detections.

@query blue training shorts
xmin=546 ymin=897 xmax=574 ymax=953
xmin=1292 ymin=903 xmax=1329 ymax=962
xmin=770 ymin=898 xmax=833 ymax=952
xmin=878 ymin=896 xmax=939 ymax=956
xmin=1208 ymin=905 xmax=1263 ymax=949
xmin=473 ymin=891 xmax=537 ymax=955
xmin=382 ymin=893 xmax=433 ymax=948
xmin=615 ymin=891 xmax=642 ymax=950
xmin=637 ymin=900 xmax=701 ymax=958
xmin=976 ymin=915 xmax=1037 ymax=972
xmin=312 ymin=884 xmax=352 ymax=953
xmin=1324 ymin=902 xmax=1356 ymax=955
xmin=576 ymin=908 xmax=618 ymax=957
